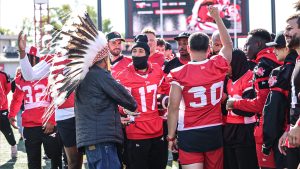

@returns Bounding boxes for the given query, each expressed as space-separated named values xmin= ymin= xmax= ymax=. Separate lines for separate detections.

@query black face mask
xmin=132 ymin=56 xmax=148 ymax=70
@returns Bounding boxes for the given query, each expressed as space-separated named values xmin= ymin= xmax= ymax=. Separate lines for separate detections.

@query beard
xmin=288 ymin=34 xmax=300 ymax=49
xmin=180 ymin=53 xmax=190 ymax=60
xmin=110 ymin=49 xmax=121 ymax=56
xmin=211 ymin=50 xmax=219 ymax=55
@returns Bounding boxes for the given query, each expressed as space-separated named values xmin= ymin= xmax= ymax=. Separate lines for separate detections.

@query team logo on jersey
xmin=268 ymin=76 xmax=277 ymax=87
xmin=49 ymin=133 xmax=57 ymax=138
xmin=254 ymin=67 xmax=265 ymax=77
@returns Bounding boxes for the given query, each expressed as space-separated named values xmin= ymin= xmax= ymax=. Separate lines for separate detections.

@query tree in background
xmin=49 ymin=4 xmax=72 ymax=30
xmin=87 ymin=5 xmax=98 ymax=27
xmin=0 ymin=27 xmax=11 ymax=35
xmin=102 ymin=18 xmax=113 ymax=33
xmin=14 ymin=4 xmax=106 ymax=47
xmin=49 ymin=4 xmax=98 ymax=30
xmin=18 ymin=4 xmax=97 ymax=36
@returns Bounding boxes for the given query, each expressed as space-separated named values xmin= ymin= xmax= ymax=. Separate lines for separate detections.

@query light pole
xmin=34 ymin=0 xmax=49 ymax=49
xmin=160 ymin=0 xmax=163 ymax=38
xmin=233 ymin=0 xmax=237 ymax=48
xmin=97 ymin=0 xmax=102 ymax=31
xmin=271 ymin=0 xmax=276 ymax=33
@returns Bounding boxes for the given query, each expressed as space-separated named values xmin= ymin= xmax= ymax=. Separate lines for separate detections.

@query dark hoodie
xmin=262 ymin=50 xmax=298 ymax=155
xmin=231 ymin=49 xmax=251 ymax=81
xmin=290 ymin=58 xmax=300 ymax=126
xmin=230 ymin=49 xmax=256 ymax=117
xmin=224 ymin=49 xmax=257 ymax=150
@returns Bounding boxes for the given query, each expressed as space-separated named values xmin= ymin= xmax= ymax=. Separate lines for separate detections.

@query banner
xmin=125 ymin=0 xmax=249 ymax=38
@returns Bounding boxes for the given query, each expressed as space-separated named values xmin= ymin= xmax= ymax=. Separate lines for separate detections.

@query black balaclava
xmin=231 ymin=48 xmax=249 ymax=82
xmin=131 ymin=34 xmax=150 ymax=70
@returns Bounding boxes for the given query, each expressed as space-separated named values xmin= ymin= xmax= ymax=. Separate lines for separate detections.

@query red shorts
xmin=256 ymin=144 xmax=276 ymax=168
xmin=178 ymin=147 xmax=223 ymax=169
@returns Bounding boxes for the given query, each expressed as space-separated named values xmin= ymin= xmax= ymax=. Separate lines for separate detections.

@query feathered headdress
xmin=43 ymin=12 xmax=109 ymax=122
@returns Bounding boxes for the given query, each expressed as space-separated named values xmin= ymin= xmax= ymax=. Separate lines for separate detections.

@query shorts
xmin=178 ymin=147 xmax=223 ymax=169
xmin=56 ymin=117 xmax=76 ymax=147
xmin=256 ymin=144 xmax=276 ymax=168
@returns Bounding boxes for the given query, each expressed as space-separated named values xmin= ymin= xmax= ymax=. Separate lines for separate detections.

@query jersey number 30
xmin=188 ymin=81 xmax=224 ymax=108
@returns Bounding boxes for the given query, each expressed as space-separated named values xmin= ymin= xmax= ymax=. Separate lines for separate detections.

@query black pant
xmin=224 ymin=146 xmax=259 ymax=169
xmin=162 ymin=120 xmax=170 ymax=168
xmin=287 ymin=147 xmax=300 ymax=169
xmin=0 ymin=110 xmax=16 ymax=146
xmin=126 ymin=136 xmax=166 ymax=169
xmin=119 ymin=127 xmax=128 ymax=168
xmin=23 ymin=126 xmax=62 ymax=169
xmin=272 ymin=141 xmax=287 ymax=169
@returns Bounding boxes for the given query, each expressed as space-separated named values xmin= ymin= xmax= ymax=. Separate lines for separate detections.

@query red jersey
xmin=8 ymin=75 xmax=54 ymax=127
xmin=226 ymin=70 xmax=256 ymax=124
xmin=0 ymin=83 xmax=5 ymax=107
xmin=233 ymin=48 xmax=283 ymax=113
xmin=0 ymin=71 xmax=11 ymax=110
xmin=111 ymin=55 xmax=132 ymax=78
xmin=169 ymin=55 xmax=228 ymax=131
xmin=149 ymin=52 xmax=165 ymax=67
xmin=58 ymin=92 xmax=75 ymax=109
xmin=116 ymin=63 xmax=164 ymax=140
xmin=50 ymin=57 xmax=75 ymax=109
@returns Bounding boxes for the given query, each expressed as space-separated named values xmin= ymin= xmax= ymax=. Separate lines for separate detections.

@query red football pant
xmin=179 ymin=147 xmax=223 ymax=169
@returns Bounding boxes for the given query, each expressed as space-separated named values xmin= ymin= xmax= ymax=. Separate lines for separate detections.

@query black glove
xmin=157 ymin=94 xmax=169 ymax=110
xmin=262 ymin=144 xmax=271 ymax=156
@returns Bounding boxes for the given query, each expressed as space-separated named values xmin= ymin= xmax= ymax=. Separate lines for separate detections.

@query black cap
xmin=266 ymin=31 xmax=286 ymax=48
xmin=174 ymin=32 xmax=191 ymax=41
xmin=165 ymin=42 xmax=172 ymax=50
xmin=132 ymin=34 xmax=150 ymax=57
xmin=106 ymin=31 xmax=125 ymax=42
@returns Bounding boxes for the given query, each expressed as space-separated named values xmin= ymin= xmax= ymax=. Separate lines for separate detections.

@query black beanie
xmin=131 ymin=34 xmax=150 ymax=57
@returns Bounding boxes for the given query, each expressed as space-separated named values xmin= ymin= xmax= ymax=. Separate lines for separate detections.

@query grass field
xmin=1 ymin=93 xmax=178 ymax=169
xmin=0 ymin=128 xmax=55 ymax=169
xmin=0 ymin=128 xmax=178 ymax=169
